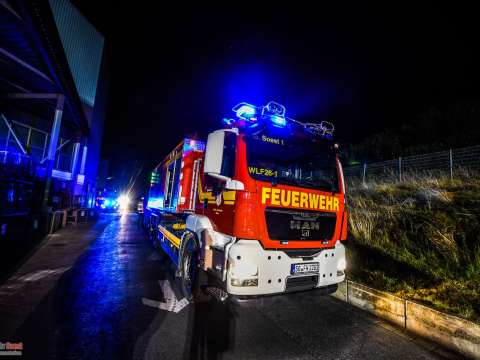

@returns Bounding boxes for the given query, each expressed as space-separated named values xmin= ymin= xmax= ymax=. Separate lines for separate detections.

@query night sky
xmin=74 ymin=2 xmax=479 ymax=174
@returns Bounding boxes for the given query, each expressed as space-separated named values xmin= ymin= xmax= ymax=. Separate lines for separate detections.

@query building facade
xmin=0 ymin=0 xmax=106 ymax=235
xmin=0 ymin=0 xmax=108 ymax=256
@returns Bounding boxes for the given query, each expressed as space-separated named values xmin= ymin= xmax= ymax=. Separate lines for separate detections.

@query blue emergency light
xmin=262 ymin=101 xmax=286 ymax=127
xmin=228 ymin=101 xmax=333 ymax=136
xmin=231 ymin=101 xmax=287 ymax=128
xmin=269 ymin=115 xmax=286 ymax=127
xmin=233 ymin=103 xmax=257 ymax=120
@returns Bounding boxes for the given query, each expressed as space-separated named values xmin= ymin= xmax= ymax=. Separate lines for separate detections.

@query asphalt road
xmin=0 ymin=214 xmax=457 ymax=359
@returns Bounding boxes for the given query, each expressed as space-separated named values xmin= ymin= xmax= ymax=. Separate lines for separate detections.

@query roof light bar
xmin=229 ymin=101 xmax=334 ymax=138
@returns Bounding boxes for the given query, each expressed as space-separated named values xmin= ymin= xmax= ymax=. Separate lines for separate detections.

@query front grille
xmin=265 ymin=208 xmax=336 ymax=241
xmin=284 ymin=248 xmax=323 ymax=258
xmin=286 ymin=275 xmax=319 ymax=292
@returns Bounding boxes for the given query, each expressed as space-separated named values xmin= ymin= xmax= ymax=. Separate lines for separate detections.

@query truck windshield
xmin=245 ymin=134 xmax=339 ymax=192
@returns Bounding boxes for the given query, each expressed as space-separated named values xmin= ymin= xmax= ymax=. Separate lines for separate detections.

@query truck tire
xmin=179 ymin=233 xmax=202 ymax=301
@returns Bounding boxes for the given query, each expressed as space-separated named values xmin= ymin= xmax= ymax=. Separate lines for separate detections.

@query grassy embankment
xmin=346 ymin=173 xmax=480 ymax=322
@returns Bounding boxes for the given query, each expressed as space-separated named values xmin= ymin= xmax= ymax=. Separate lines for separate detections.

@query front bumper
xmin=226 ymin=240 xmax=346 ymax=296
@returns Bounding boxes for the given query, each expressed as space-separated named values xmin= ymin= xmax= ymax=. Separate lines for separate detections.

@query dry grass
xmin=346 ymin=172 xmax=480 ymax=322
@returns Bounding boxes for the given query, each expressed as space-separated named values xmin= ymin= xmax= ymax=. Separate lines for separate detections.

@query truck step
xmin=204 ymin=287 xmax=228 ymax=302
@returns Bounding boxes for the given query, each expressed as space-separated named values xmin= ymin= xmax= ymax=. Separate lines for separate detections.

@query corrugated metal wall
xmin=48 ymin=0 xmax=104 ymax=107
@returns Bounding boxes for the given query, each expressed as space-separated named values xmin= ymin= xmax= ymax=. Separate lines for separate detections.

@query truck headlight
xmin=229 ymin=259 xmax=258 ymax=286
xmin=229 ymin=259 xmax=258 ymax=277
xmin=337 ymin=257 xmax=347 ymax=271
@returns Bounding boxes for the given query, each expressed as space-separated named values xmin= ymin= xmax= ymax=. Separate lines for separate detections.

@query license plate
xmin=291 ymin=262 xmax=319 ymax=275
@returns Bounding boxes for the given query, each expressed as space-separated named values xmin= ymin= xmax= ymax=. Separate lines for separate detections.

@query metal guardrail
xmin=49 ymin=210 xmax=67 ymax=234
xmin=343 ymin=145 xmax=480 ymax=183
xmin=67 ymin=208 xmax=97 ymax=225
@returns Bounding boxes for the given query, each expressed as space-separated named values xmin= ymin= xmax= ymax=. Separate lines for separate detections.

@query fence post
xmin=362 ymin=163 xmax=367 ymax=185
xmin=449 ymin=149 xmax=453 ymax=180
xmin=398 ymin=157 xmax=402 ymax=182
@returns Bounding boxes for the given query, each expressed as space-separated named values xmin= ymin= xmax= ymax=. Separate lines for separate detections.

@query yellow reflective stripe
xmin=223 ymin=191 xmax=236 ymax=201
xmin=158 ymin=225 xmax=181 ymax=248
xmin=197 ymin=176 xmax=206 ymax=201
xmin=164 ymin=152 xmax=182 ymax=168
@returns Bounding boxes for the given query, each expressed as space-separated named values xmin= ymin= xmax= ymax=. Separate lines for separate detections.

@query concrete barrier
xmin=406 ymin=300 xmax=480 ymax=359
xmin=331 ymin=279 xmax=347 ymax=302
xmin=331 ymin=280 xmax=480 ymax=359
xmin=346 ymin=281 xmax=406 ymax=328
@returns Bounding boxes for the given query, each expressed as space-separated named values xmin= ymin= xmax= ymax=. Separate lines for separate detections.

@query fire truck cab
xmin=144 ymin=101 xmax=347 ymax=302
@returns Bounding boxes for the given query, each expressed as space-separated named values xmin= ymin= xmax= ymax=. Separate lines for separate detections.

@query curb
xmin=332 ymin=280 xmax=480 ymax=359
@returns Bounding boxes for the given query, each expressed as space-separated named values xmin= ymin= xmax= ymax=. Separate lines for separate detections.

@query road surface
xmin=0 ymin=214 xmax=459 ymax=359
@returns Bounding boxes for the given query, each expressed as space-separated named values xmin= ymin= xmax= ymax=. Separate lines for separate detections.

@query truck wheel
xmin=180 ymin=234 xmax=201 ymax=301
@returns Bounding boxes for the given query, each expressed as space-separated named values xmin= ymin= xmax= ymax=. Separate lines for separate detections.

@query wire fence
xmin=343 ymin=145 xmax=480 ymax=184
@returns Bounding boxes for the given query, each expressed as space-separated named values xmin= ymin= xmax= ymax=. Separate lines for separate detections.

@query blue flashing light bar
xmin=232 ymin=102 xmax=257 ymax=121
xmin=228 ymin=101 xmax=334 ymax=138
xmin=223 ymin=118 xmax=235 ymax=125
xmin=270 ymin=115 xmax=286 ymax=127
xmin=183 ymin=139 xmax=206 ymax=153
xmin=236 ymin=104 xmax=256 ymax=118
xmin=264 ymin=101 xmax=286 ymax=117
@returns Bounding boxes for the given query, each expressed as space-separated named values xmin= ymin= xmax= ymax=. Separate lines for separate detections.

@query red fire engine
xmin=144 ymin=101 xmax=347 ymax=301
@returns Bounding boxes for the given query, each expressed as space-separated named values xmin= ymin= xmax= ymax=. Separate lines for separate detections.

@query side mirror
xmin=204 ymin=130 xmax=227 ymax=179
xmin=204 ymin=130 xmax=244 ymax=191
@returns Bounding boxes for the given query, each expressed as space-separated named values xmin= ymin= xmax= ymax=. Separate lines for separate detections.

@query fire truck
xmin=144 ymin=101 xmax=347 ymax=302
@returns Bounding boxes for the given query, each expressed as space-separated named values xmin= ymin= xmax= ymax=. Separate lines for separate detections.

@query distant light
xmin=118 ymin=194 xmax=130 ymax=211
xmin=270 ymin=115 xmax=286 ymax=127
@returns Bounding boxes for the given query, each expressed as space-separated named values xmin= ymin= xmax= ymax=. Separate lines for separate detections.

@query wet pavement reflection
xmin=9 ymin=213 xmax=447 ymax=360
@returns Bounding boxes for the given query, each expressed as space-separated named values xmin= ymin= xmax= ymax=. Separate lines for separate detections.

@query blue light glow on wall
xmin=183 ymin=139 xmax=206 ymax=153
xmin=147 ymin=197 xmax=164 ymax=209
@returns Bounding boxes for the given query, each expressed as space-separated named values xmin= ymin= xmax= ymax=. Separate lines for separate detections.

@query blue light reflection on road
xmin=57 ymin=214 xmax=135 ymax=359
